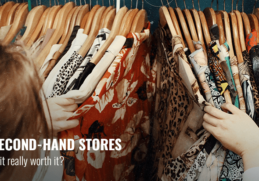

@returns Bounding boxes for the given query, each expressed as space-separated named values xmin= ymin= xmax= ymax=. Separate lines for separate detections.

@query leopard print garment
xmin=150 ymin=25 xmax=210 ymax=181
xmin=49 ymin=51 xmax=84 ymax=98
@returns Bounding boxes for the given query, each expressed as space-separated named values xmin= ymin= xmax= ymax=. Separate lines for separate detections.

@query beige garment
xmin=0 ymin=25 xmax=11 ymax=40
xmin=29 ymin=29 xmax=55 ymax=59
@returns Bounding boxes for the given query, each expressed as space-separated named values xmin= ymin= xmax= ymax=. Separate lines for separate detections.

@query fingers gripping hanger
xmin=198 ymin=0 xmax=211 ymax=47
xmin=174 ymin=0 xmax=195 ymax=52
xmin=35 ymin=2 xmax=75 ymax=68
xmin=190 ymin=0 xmax=207 ymax=54
xmin=2 ymin=4 xmax=29 ymax=45
xmin=167 ymin=0 xmax=185 ymax=47
xmin=0 ymin=1 xmax=15 ymax=27
xmin=203 ymin=0 xmax=216 ymax=29
xmin=86 ymin=1 xmax=128 ymax=65
xmin=20 ymin=4 xmax=47 ymax=45
xmin=241 ymin=0 xmax=251 ymax=36
xmin=234 ymin=0 xmax=246 ymax=52
xmin=252 ymin=0 xmax=259 ymax=43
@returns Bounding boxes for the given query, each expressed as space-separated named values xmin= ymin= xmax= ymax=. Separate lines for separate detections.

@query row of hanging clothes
xmin=0 ymin=0 xmax=156 ymax=180
xmin=149 ymin=0 xmax=259 ymax=181
xmin=1 ymin=0 xmax=259 ymax=180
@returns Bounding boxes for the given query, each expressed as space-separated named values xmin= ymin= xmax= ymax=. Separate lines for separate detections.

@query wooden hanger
xmin=5 ymin=3 xmax=20 ymax=26
xmin=102 ymin=8 xmax=116 ymax=30
xmin=2 ymin=4 xmax=29 ymax=45
xmin=203 ymin=0 xmax=216 ymax=29
xmin=198 ymin=0 xmax=211 ymax=47
xmin=83 ymin=5 xmax=101 ymax=35
xmin=131 ymin=0 xmax=148 ymax=33
xmin=39 ymin=4 xmax=63 ymax=37
xmin=234 ymin=0 xmax=246 ymax=52
xmin=86 ymin=6 xmax=127 ymax=65
xmin=168 ymin=4 xmax=185 ymax=47
xmin=182 ymin=0 xmax=198 ymax=42
xmin=100 ymin=6 xmax=113 ymax=28
xmin=119 ymin=6 xmax=138 ymax=35
xmin=76 ymin=4 xmax=89 ymax=26
xmin=58 ymin=7 xmax=78 ymax=44
xmin=80 ymin=11 xmax=89 ymax=28
xmin=190 ymin=0 xmax=207 ymax=54
xmin=0 ymin=1 xmax=15 ymax=27
xmin=35 ymin=2 xmax=74 ymax=68
xmin=26 ymin=8 xmax=51 ymax=48
xmin=19 ymin=5 xmax=47 ymax=45
xmin=216 ymin=13 xmax=226 ymax=45
xmin=240 ymin=0 xmax=251 ymax=36
xmin=219 ymin=0 xmax=234 ymax=57
xmin=174 ymin=0 xmax=195 ymax=52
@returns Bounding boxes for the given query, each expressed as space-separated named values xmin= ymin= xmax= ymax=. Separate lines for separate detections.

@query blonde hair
xmin=0 ymin=44 xmax=51 ymax=181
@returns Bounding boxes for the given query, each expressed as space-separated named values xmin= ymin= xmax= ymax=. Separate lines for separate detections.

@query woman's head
xmin=0 ymin=44 xmax=50 ymax=180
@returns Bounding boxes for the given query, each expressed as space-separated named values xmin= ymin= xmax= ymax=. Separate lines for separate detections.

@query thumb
xmin=58 ymin=119 xmax=80 ymax=132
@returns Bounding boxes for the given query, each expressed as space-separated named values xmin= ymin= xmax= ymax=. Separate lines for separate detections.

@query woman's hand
xmin=203 ymin=103 xmax=259 ymax=171
xmin=43 ymin=97 xmax=79 ymax=134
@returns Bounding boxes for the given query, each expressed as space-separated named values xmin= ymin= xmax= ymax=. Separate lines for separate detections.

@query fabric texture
xmin=219 ymin=41 xmax=239 ymax=108
xmin=60 ymin=25 xmax=156 ymax=181
xmin=149 ymin=24 xmax=210 ymax=181
xmin=60 ymin=35 xmax=127 ymax=104
xmin=39 ymin=44 xmax=62 ymax=77
xmin=41 ymin=28 xmax=88 ymax=99
xmin=238 ymin=54 xmax=256 ymax=120
xmin=48 ymin=51 xmax=85 ymax=97
xmin=189 ymin=41 xmax=214 ymax=106
xmin=41 ymin=26 xmax=80 ymax=79
xmin=64 ymin=28 xmax=111 ymax=92
xmin=209 ymin=41 xmax=229 ymax=96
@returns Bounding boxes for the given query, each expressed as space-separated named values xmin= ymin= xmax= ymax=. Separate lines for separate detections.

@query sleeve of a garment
xmin=243 ymin=167 xmax=259 ymax=181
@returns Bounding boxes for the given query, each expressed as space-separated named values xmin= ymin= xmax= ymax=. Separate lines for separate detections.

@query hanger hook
xmin=102 ymin=0 xmax=104 ymax=6
xmin=242 ymin=0 xmax=244 ymax=12
xmin=80 ymin=0 xmax=82 ymax=6
xmin=197 ymin=0 xmax=201 ymax=11
xmin=211 ymin=0 xmax=214 ymax=8
xmin=113 ymin=0 xmax=115 ymax=8
xmin=174 ymin=0 xmax=178 ymax=8
xmin=142 ymin=0 xmax=144 ymax=9
xmin=253 ymin=0 xmax=258 ymax=13
xmin=224 ymin=0 xmax=225 ymax=11
xmin=232 ymin=0 xmax=234 ymax=12
xmin=236 ymin=0 xmax=239 ymax=10
xmin=166 ymin=0 xmax=170 ymax=7
xmin=183 ymin=0 xmax=186 ymax=9
xmin=49 ymin=0 xmax=51 ymax=6
xmin=192 ymin=0 xmax=195 ymax=9
xmin=131 ymin=0 xmax=132 ymax=8
xmin=160 ymin=0 xmax=164 ymax=6
xmin=136 ymin=0 xmax=138 ymax=8
xmin=84 ymin=0 xmax=86 ymax=4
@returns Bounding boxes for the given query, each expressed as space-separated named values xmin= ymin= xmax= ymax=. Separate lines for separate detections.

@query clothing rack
xmin=12 ymin=0 xmax=257 ymax=33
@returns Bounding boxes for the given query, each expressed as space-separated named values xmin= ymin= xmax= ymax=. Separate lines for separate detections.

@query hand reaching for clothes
xmin=203 ymin=103 xmax=259 ymax=171
xmin=43 ymin=97 xmax=79 ymax=134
